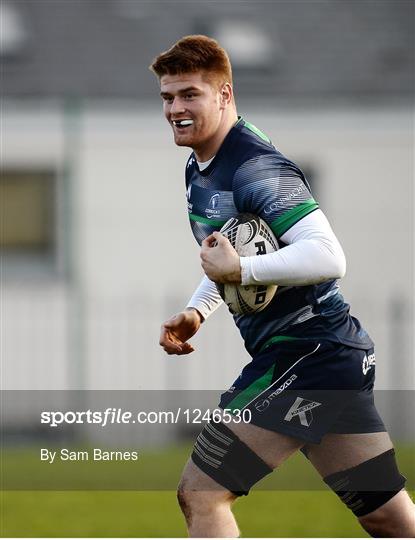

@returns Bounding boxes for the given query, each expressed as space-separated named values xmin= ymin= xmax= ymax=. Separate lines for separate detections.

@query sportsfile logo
xmin=362 ymin=353 xmax=376 ymax=375
xmin=254 ymin=374 xmax=298 ymax=413
xmin=284 ymin=396 xmax=321 ymax=427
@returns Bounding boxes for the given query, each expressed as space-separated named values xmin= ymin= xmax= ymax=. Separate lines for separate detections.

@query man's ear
xmin=219 ymin=82 xmax=233 ymax=108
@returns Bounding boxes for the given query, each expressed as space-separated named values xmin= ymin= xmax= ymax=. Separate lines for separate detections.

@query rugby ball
xmin=216 ymin=214 xmax=279 ymax=315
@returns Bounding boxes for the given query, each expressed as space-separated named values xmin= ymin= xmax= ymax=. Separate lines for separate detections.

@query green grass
xmin=1 ymin=443 xmax=414 ymax=537
xmin=2 ymin=490 xmax=373 ymax=538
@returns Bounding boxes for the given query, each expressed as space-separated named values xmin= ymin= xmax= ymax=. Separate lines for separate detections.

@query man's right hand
xmin=159 ymin=308 xmax=203 ymax=355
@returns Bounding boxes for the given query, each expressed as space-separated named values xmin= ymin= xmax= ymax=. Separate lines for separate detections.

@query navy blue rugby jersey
xmin=185 ymin=117 xmax=373 ymax=356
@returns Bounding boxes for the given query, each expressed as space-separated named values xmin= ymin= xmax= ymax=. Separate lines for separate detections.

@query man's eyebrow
xmin=160 ymin=86 xmax=201 ymax=97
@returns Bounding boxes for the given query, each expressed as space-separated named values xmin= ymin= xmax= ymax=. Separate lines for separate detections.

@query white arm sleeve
xmin=186 ymin=275 xmax=223 ymax=321
xmin=240 ymin=210 xmax=346 ymax=286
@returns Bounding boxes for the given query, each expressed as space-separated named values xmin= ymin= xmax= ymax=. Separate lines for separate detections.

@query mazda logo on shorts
xmin=254 ymin=399 xmax=270 ymax=412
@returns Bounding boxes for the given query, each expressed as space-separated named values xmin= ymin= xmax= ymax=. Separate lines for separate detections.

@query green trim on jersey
xmin=226 ymin=364 xmax=275 ymax=412
xmin=189 ymin=213 xmax=227 ymax=227
xmin=243 ymin=120 xmax=271 ymax=143
xmin=271 ymin=198 xmax=319 ymax=237
xmin=260 ymin=335 xmax=300 ymax=352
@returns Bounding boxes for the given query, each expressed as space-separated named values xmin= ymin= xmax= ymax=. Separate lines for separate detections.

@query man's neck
xmin=194 ymin=110 xmax=238 ymax=162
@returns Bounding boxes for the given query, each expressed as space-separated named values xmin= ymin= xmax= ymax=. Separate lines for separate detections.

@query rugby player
xmin=151 ymin=35 xmax=414 ymax=537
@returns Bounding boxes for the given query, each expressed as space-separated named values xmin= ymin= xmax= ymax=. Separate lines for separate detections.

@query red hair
xmin=150 ymin=35 xmax=233 ymax=88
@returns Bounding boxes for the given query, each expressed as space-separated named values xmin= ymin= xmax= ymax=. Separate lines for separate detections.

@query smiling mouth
xmin=172 ymin=119 xmax=194 ymax=128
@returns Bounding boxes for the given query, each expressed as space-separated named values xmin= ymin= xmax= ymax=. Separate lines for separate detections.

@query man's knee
xmin=177 ymin=476 xmax=235 ymax=522
xmin=323 ymin=449 xmax=406 ymax=517
xmin=177 ymin=481 xmax=194 ymax=523
xmin=359 ymin=510 xmax=395 ymax=537
xmin=358 ymin=490 xmax=415 ymax=538
xmin=359 ymin=508 xmax=397 ymax=538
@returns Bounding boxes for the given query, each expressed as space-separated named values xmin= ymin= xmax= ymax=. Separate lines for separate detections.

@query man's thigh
xmin=226 ymin=416 xmax=304 ymax=468
xmin=303 ymin=431 xmax=393 ymax=477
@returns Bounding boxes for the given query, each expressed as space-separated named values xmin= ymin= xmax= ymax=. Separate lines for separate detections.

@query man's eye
xmin=185 ymin=94 xmax=195 ymax=99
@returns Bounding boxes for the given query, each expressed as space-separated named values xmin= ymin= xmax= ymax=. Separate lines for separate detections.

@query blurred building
xmin=2 ymin=0 xmax=414 ymax=433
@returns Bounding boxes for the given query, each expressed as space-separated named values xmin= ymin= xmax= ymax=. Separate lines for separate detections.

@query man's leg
xmin=178 ymin=459 xmax=239 ymax=538
xmin=304 ymin=432 xmax=414 ymax=538
xmin=178 ymin=420 xmax=304 ymax=538
xmin=358 ymin=490 xmax=414 ymax=538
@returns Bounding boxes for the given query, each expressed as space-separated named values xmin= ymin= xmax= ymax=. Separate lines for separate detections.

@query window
xmin=1 ymin=170 xmax=55 ymax=251
xmin=1 ymin=169 xmax=60 ymax=278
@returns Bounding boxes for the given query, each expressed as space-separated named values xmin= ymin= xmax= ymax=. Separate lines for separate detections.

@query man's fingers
xmin=160 ymin=327 xmax=179 ymax=347
xmin=216 ymin=233 xmax=232 ymax=247
xmin=202 ymin=232 xmax=223 ymax=249
xmin=160 ymin=326 xmax=194 ymax=355
xmin=180 ymin=343 xmax=195 ymax=354
xmin=212 ymin=231 xmax=228 ymax=247
xmin=163 ymin=344 xmax=182 ymax=354
xmin=201 ymin=233 xmax=227 ymax=264
xmin=162 ymin=328 xmax=181 ymax=344
xmin=162 ymin=342 xmax=194 ymax=355
xmin=201 ymin=234 xmax=215 ymax=248
xmin=160 ymin=335 xmax=184 ymax=354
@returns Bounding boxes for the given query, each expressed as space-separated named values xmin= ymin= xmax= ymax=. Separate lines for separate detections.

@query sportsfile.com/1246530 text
xmin=40 ymin=408 xmax=252 ymax=427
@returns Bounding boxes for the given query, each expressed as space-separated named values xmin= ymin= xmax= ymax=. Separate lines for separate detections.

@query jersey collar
xmin=194 ymin=116 xmax=244 ymax=176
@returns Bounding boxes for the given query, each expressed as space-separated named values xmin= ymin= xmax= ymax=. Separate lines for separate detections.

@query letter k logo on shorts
xmin=284 ymin=396 xmax=322 ymax=427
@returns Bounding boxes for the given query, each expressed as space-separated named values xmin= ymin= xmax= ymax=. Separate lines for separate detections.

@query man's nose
xmin=170 ymin=97 xmax=186 ymax=115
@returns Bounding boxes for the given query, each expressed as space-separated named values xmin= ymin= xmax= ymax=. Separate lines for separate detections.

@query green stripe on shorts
xmin=260 ymin=335 xmax=300 ymax=352
xmin=226 ymin=364 xmax=275 ymax=412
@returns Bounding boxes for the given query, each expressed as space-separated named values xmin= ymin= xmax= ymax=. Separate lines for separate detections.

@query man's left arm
xmin=240 ymin=209 xmax=346 ymax=286
xmin=201 ymin=156 xmax=346 ymax=285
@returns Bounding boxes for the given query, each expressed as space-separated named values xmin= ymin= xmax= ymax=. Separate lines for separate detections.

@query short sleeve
xmin=232 ymin=154 xmax=319 ymax=239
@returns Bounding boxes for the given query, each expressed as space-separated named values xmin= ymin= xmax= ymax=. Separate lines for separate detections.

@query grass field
xmin=1 ymin=443 xmax=414 ymax=537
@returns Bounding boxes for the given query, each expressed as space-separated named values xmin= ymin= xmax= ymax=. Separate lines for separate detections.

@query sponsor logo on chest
xmin=205 ymin=193 xmax=221 ymax=219
xmin=186 ymin=183 xmax=235 ymax=220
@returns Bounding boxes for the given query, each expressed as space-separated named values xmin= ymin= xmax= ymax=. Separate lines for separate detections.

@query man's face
xmin=160 ymin=71 xmax=224 ymax=152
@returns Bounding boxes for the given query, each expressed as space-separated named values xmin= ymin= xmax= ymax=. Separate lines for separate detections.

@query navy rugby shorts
xmin=219 ymin=340 xmax=385 ymax=444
